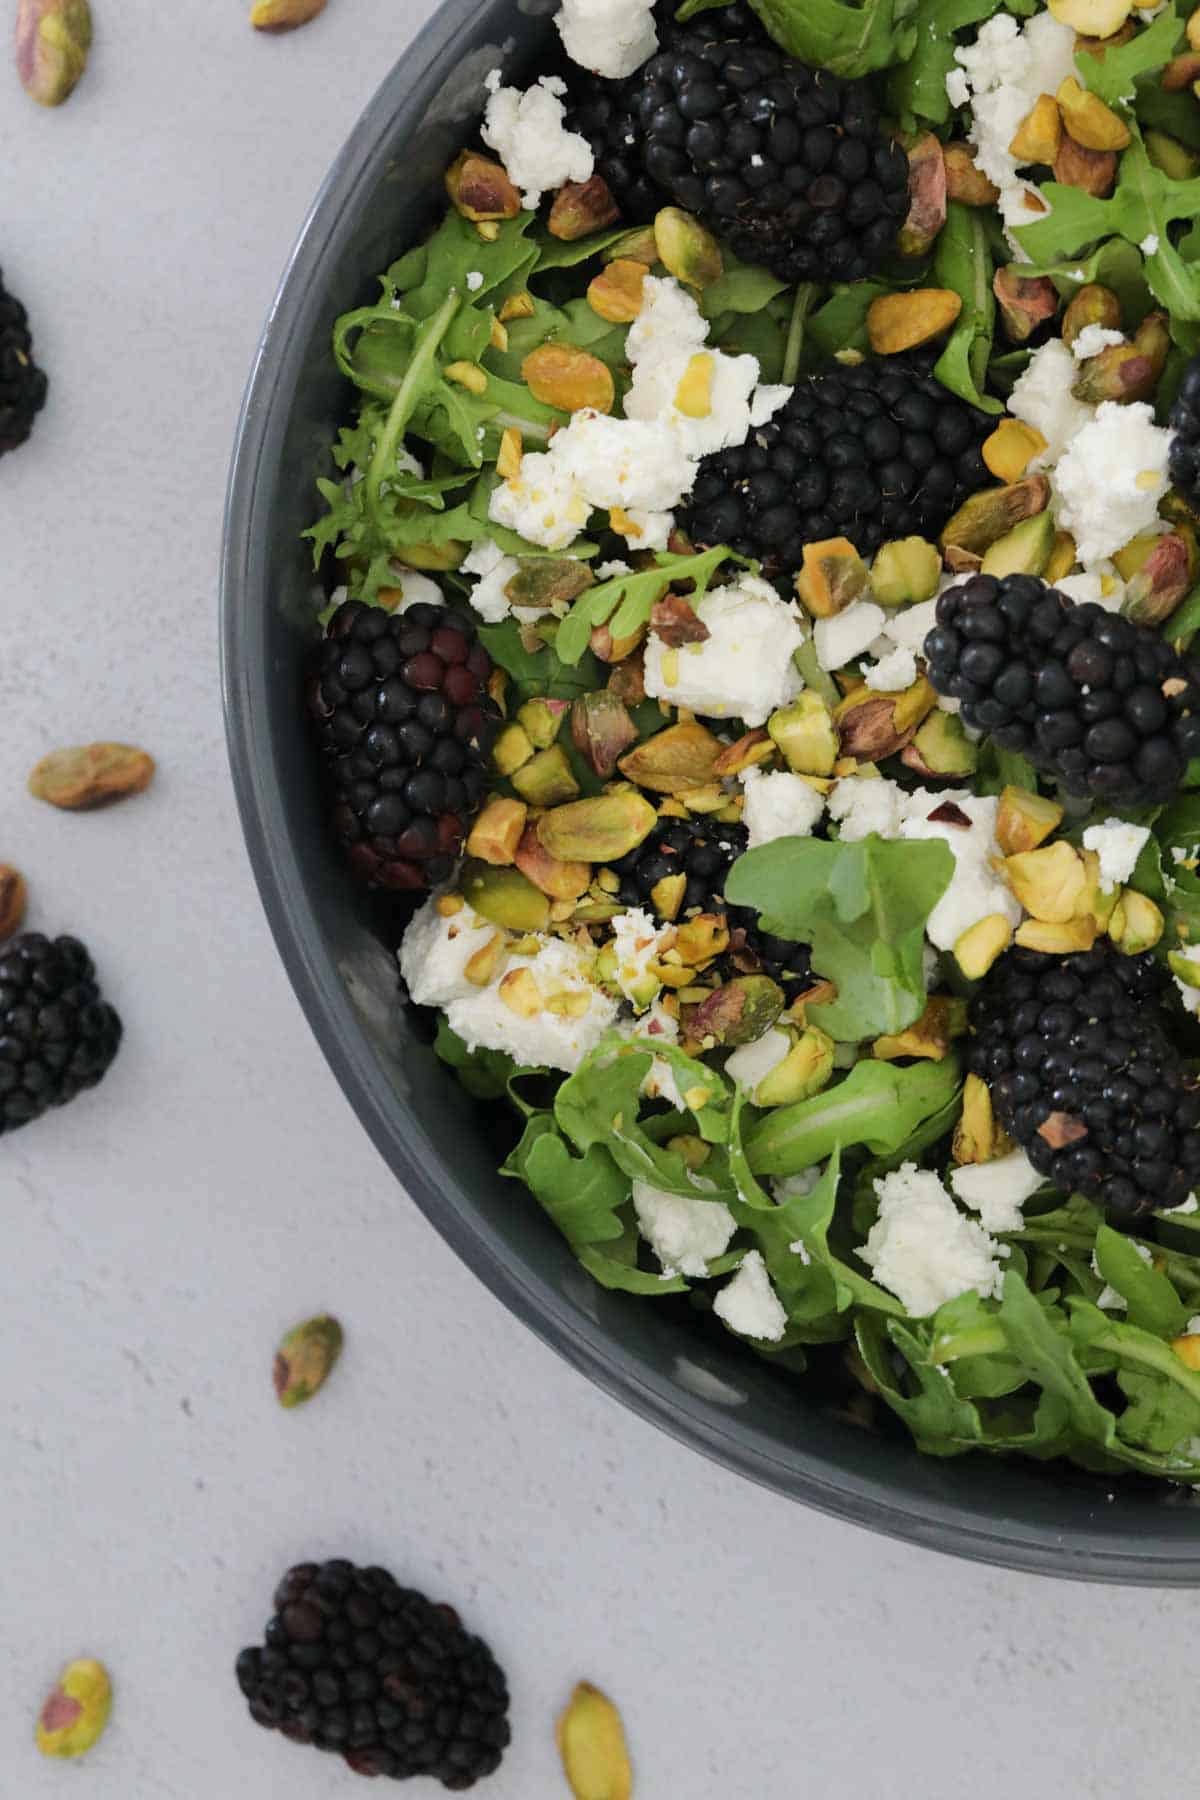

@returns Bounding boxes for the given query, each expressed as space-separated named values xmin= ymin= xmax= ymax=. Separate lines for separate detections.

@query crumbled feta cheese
xmin=595 ymin=559 xmax=631 ymax=579
xmin=620 ymin=1001 xmax=685 ymax=1106
xmin=774 ymin=1166 xmax=823 ymax=1202
xmin=481 ymin=74 xmax=594 ymax=209
xmin=950 ymin=1150 xmax=1043 ymax=1234
xmin=490 ymin=408 xmax=695 ymax=550
xmin=861 ymin=1163 xmax=1006 ymax=1315
xmin=945 ymin=66 xmax=970 ymax=109
xmin=465 ymin=269 xmax=484 ymax=292
xmin=625 ymin=274 xmax=708 ymax=364
xmin=1188 ymin=1313 xmax=1200 ymax=1333
xmin=713 ymin=1249 xmax=788 ymax=1341
xmin=749 ymin=384 xmax=791 ymax=426
xmin=1055 ymin=567 xmax=1125 ymax=613
xmin=632 ymin=1179 xmax=736 ymax=1277
xmin=813 ymin=600 xmax=887 ymax=672
xmin=1176 ymin=976 xmax=1200 ymax=1017
xmin=725 ymin=1027 xmax=791 ymax=1096
xmin=461 ymin=536 xmax=522 ymax=622
xmin=1009 ymin=339 xmax=1095 ymax=467
xmin=740 ymin=767 xmax=825 ymax=850
xmin=876 ymin=596 xmax=939 ymax=656
xmin=488 ymin=446 xmax=592 ymax=549
xmin=447 ymin=935 xmax=618 ymax=1072
xmin=625 ymin=278 xmax=781 ymax=458
xmin=1170 ymin=1195 xmax=1200 ymax=1215
xmin=1055 ymin=401 xmax=1172 ymax=566
xmin=643 ymin=574 xmax=804 ymax=725
xmin=1071 ymin=324 xmax=1125 ymax=361
xmin=381 ymin=569 xmax=445 ymax=613
xmin=399 ymin=898 xmax=499 ymax=1007
xmin=615 ymin=507 xmax=673 ymax=550
xmin=900 ymin=789 xmax=1022 ymax=951
xmin=863 ymin=644 xmax=918 ymax=691
xmin=1141 ymin=233 xmax=1160 ymax=256
xmin=1081 ymin=818 xmax=1151 ymax=892
xmin=610 ymin=907 xmax=670 ymax=1007
xmin=827 ymin=775 xmax=907 ymax=843
xmin=555 ymin=0 xmax=657 ymax=80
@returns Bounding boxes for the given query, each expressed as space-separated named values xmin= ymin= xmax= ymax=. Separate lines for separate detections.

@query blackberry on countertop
xmin=624 ymin=5 xmax=909 ymax=282
xmin=1168 ymin=354 xmax=1200 ymax=509
xmin=236 ymin=1560 xmax=511 ymax=1789
xmin=681 ymin=357 xmax=990 ymax=575
xmin=611 ymin=813 xmax=813 ymax=994
xmin=0 ymin=268 xmax=48 ymax=456
xmin=310 ymin=599 xmax=500 ymax=893
xmin=924 ymin=573 xmax=1200 ymax=806
xmin=0 ymin=934 xmax=121 ymax=1135
xmin=968 ymin=945 xmax=1200 ymax=1220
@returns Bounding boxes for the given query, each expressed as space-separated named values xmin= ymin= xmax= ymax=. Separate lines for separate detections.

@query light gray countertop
xmin=2 ymin=2 xmax=1196 ymax=1793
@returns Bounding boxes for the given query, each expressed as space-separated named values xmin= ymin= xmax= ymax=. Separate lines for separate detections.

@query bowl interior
xmin=221 ymin=0 xmax=1200 ymax=1582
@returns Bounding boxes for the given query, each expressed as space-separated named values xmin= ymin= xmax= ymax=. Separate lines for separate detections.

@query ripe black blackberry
xmin=1168 ymin=354 xmax=1200 ymax=509
xmin=681 ymin=357 xmax=990 ymax=574
xmin=610 ymin=813 xmax=812 ymax=994
xmin=627 ymin=6 xmax=909 ymax=282
xmin=924 ymin=573 xmax=1200 ymax=806
xmin=311 ymin=599 xmax=500 ymax=892
xmin=0 ymin=934 xmax=122 ymax=1135
xmin=968 ymin=945 xmax=1200 ymax=1221
xmin=564 ymin=72 xmax=662 ymax=224
xmin=0 ymin=268 xmax=48 ymax=456
xmin=235 ymin=1560 xmax=511 ymax=1789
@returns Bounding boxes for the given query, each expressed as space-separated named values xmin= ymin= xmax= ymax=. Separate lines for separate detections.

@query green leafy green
xmin=1075 ymin=6 xmax=1181 ymax=108
xmin=555 ymin=546 xmax=738 ymax=665
xmin=477 ymin=619 xmax=604 ymax=706
xmin=807 ymin=281 xmax=889 ymax=359
xmin=433 ymin=1020 xmax=547 ymax=1115
xmin=744 ymin=1055 xmax=963 ymax=1176
xmin=932 ymin=203 xmax=1004 ymax=414
xmin=555 ymin=1035 xmax=735 ymax=1198
xmin=1094 ymin=1225 xmax=1189 ymax=1337
xmin=886 ymin=0 xmax=1028 ymax=126
xmin=745 ymin=0 xmax=920 ymax=77
xmin=700 ymin=255 xmax=791 ymax=320
xmin=725 ymin=835 xmax=954 ymax=1038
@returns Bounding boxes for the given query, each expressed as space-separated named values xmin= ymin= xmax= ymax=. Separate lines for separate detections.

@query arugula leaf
xmin=530 ymin=226 xmax=633 ymax=270
xmin=807 ymin=281 xmax=889 ymax=360
xmin=857 ymin=1313 xmax=986 ymax=1453
xmin=555 ymin=1035 xmax=736 ymax=1198
xmin=477 ymin=619 xmax=604 ymax=706
xmin=383 ymin=209 xmax=539 ymax=319
xmin=701 ymin=254 xmax=790 ymax=319
xmin=886 ymin=0 xmax=1028 ymax=127
xmin=746 ymin=0 xmax=920 ymax=77
xmin=1093 ymin=1224 xmax=1189 ymax=1336
xmin=725 ymin=835 xmax=954 ymax=1039
xmin=1016 ymin=235 xmax=1152 ymax=323
xmin=434 ymin=1020 xmax=547 ymax=1113
xmin=744 ymin=1055 xmax=963 ymax=1176
xmin=932 ymin=203 xmax=1004 ymax=414
xmin=555 ymin=546 xmax=737 ymax=665
xmin=997 ymin=1272 xmax=1117 ymax=1446
xmin=1075 ymin=6 xmax=1181 ymax=108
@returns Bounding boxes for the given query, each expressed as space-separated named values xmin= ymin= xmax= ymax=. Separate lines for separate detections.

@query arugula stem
xmin=366 ymin=289 xmax=461 ymax=516
xmin=781 ymin=283 xmax=817 ymax=386
xmin=932 ymin=1325 xmax=1007 ymax=1365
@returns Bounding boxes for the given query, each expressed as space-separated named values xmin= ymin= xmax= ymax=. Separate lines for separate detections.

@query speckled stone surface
xmin=3 ymin=3 xmax=1199 ymax=1794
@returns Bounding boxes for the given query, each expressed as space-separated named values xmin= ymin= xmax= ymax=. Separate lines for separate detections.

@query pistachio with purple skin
xmin=35 ymin=1658 xmax=111 ymax=1758
xmin=16 ymin=0 xmax=92 ymax=106
xmin=274 ymin=1314 xmax=343 ymax=1408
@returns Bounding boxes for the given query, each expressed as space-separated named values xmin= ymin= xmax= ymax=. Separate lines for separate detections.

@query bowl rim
xmin=220 ymin=0 xmax=1200 ymax=1585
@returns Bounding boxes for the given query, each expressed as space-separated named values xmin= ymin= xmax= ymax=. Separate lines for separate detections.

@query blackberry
xmin=1168 ymin=354 xmax=1200 ymax=509
xmin=310 ymin=599 xmax=500 ymax=892
xmin=611 ymin=814 xmax=812 ymax=994
xmin=924 ymin=573 xmax=1200 ymax=806
xmin=682 ymin=357 xmax=990 ymax=574
xmin=235 ymin=1560 xmax=511 ymax=1789
xmin=0 ymin=934 xmax=122 ymax=1135
xmin=0 ymin=268 xmax=48 ymax=456
xmin=968 ymin=945 xmax=1200 ymax=1220
xmin=565 ymin=72 xmax=662 ymax=224
xmin=627 ymin=7 xmax=909 ymax=283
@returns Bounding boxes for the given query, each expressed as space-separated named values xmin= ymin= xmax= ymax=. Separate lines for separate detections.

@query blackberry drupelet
xmin=611 ymin=814 xmax=812 ymax=994
xmin=924 ymin=573 xmax=1200 ymax=806
xmin=681 ymin=357 xmax=990 ymax=574
xmin=1168 ymin=354 xmax=1200 ymax=509
xmin=968 ymin=945 xmax=1200 ymax=1220
xmin=0 ymin=268 xmax=48 ymax=456
xmin=627 ymin=6 xmax=909 ymax=283
xmin=0 ymin=935 xmax=122 ymax=1135
xmin=235 ymin=1560 xmax=511 ymax=1789
xmin=311 ymin=599 xmax=500 ymax=892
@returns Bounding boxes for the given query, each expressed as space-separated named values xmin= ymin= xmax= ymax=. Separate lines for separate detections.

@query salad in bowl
xmin=304 ymin=0 xmax=1200 ymax=1483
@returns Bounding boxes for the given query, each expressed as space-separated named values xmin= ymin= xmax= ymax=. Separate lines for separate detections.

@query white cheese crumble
xmin=900 ymin=789 xmax=1022 ymax=951
xmin=1009 ymin=339 xmax=1095 ymax=468
xmin=1071 ymin=324 xmax=1125 ymax=361
xmin=875 ymin=596 xmax=939 ymax=656
xmin=774 ymin=1165 xmax=823 ymax=1202
xmin=1141 ymin=233 xmax=1160 ymax=256
xmin=1055 ymin=567 xmax=1125 ymax=614
xmin=642 ymin=573 xmax=805 ymax=725
xmin=625 ymin=278 xmax=786 ymax=458
xmin=863 ymin=643 xmax=918 ymax=691
xmin=481 ymin=73 xmax=594 ymax=209
xmin=813 ymin=599 xmax=887 ymax=672
xmin=1081 ymin=818 xmax=1151 ymax=892
xmin=740 ymin=766 xmax=825 ymax=850
xmin=1176 ymin=976 xmax=1200 ymax=1018
xmin=447 ymin=933 xmax=618 ymax=1072
xmin=1171 ymin=1195 xmax=1200 ymax=1215
xmin=950 ymin=1150 xmax=1043 ymax=1234
xmin=461 ymin=536 xmax=522 ymax=623
xmin=465 ymin=269 xmax=484 ymax=292
xmin=382 ymin=568 xmax=445 ymax=613
xmin=555 ymin=0 xmax=657 ymax=80
xmin=827 ymin=774 xmax=907 ymax=843
xmin=488 ymin=444 xmax=592 ymax=550
xmin=632 ymin=1179 xmax=736 ymax=1278
xmin=399 ymin=896 xmax=500 ymax=1008
xmin=724 ymin=1027 xmax=791 ymax=1097
xmin=1054 ymin=401 xmax=1172 ymax=567
xmin=610 ymin=907 xmax=670 ymax=1007
xmin=861 ymin=1163 xmax=1006 ymax=1315
xmin=712 ymin=1249 xmax=788 ymax=1341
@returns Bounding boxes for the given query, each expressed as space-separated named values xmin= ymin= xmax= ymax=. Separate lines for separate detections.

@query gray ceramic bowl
xmin=221 ymin=0 xmax=1200 ymax=1582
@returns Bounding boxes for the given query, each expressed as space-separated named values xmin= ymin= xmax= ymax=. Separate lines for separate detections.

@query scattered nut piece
xmin=250 ymin=0 xmax=325 ymax=26
xmin=274 ymin=1314 xmax=343 ymax=1408
xmin=897 ymin=133 xmax=947 ymax=259
xmin=445 ymin=150 xmax=520 ymax=222
xmin=942 ymin=143 xmax=1000 ymax=206
xmin=16 ymin=0 xmax=92 ymax=106
xmin=993 ymin=268 xmax=1058 ymax=345
xmin=1054 ymin=134 xmax=1117 ymax=197
xmin=35 ymin=1658 xmax=112 ymax=1759
xmin=1009 ymin=94 xmax=1062 ymax=165
xmin=557 ymin=1682 xmax=632 ymax=1800
xmin=28 ymin=743 xmax=155 ymax=811
xmin=0 ymin=866 xmax=27 ymax=940
xmin=1037 ymin=1110 xmax=1089 ymax=1149
xmin=654 ymin=207 xmax=723 ymax=288
xmin=587 ymin=259 xmax=649 ymax=324
xmin=867 ymin=288 xmax=962 ymax=355
xmin=522 ymin=343 xmax=614 ymax=415
xmin=549 ymin=176 xmax=619 ymax=240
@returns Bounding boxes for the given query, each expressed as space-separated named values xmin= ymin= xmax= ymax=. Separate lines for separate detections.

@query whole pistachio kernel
xmin=250 ymin=0 xmax=325 ymax=29
xmin=35 ymin=1658 xmax=112 ymax=1759
xmin=16 ymin=0 xmax=92 ymax=106
xmin=273 ymin=1314 xmax=343 ymax=1408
